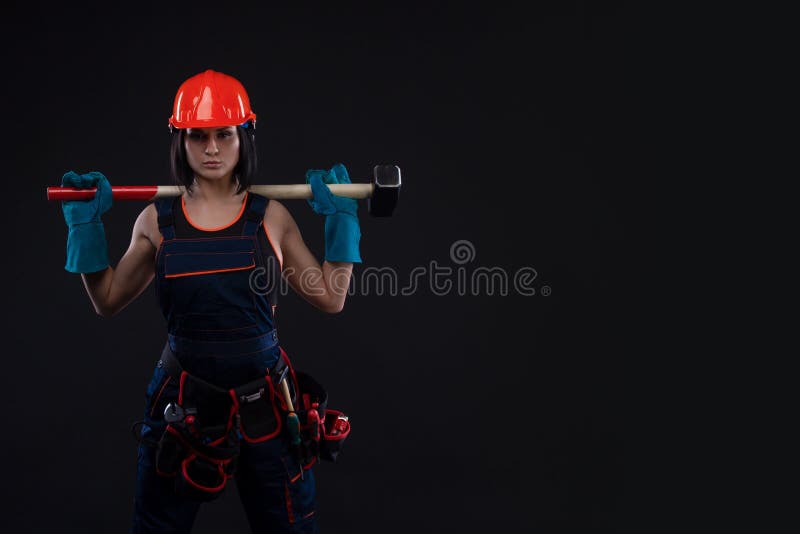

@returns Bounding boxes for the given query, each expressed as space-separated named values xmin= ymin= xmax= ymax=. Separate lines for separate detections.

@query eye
xmin=188 ymin=131 xmax=206 ymax=141
xmin=218 ymin=130 xmax=233 ymax=139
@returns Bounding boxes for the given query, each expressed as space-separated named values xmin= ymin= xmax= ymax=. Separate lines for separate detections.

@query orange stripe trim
xmin=164 ymin=262 xmax=255 ymax=278
xmin=285 ymin=482 xmax=295 ymax=524
xmin=262 ymin=220 xmax=283 ymax=270
xmin=182 ymin=192 xmax=249 ymax=232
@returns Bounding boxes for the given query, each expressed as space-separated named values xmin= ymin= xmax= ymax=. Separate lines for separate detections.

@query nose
xmin=204 ymin=138 xmax=219 ymax=156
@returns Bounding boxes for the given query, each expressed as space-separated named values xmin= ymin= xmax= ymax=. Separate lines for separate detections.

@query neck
xmin=187 ymin=174 xmax=244 ymax=202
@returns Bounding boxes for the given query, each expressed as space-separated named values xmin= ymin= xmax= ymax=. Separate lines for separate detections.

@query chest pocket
xmin=163 ymin=237 xmax=257 ymax=278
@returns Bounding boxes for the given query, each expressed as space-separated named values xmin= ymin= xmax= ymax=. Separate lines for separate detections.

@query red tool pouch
xmin=320 ymin=408 xmax=351 ymax=462
xmin=231 ymin=374 xmax=282 ymax=443
xmin=155 ymin=371 xmax=241 ymax=502
xmin=294 ymin=371 xmax=352 ymax=467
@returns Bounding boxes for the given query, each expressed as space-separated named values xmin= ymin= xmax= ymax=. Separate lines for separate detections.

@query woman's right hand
xmin=61 ymin=171 xmax=112 ymax=225
xmin=61 ymin=171 xmax=113 ymax=273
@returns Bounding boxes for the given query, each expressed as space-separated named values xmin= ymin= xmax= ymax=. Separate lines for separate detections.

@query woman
xmin=60 ymin=69 xmax=360 ymax=533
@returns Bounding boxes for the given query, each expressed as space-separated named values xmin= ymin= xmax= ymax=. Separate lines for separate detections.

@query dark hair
xmin=169 ymin=125 xmax=257 ymax=194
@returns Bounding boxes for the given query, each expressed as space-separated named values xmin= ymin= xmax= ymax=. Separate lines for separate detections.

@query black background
xmin=1 ymin=2 xmax=638 ymax=532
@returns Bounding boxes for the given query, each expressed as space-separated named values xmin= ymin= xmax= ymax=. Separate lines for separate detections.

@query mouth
xmin=202 ymin=161 xmax=222 ymax=168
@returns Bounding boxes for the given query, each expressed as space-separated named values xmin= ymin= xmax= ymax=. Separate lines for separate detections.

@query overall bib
xmin=131 ymin=193 xmax=318 ymax=534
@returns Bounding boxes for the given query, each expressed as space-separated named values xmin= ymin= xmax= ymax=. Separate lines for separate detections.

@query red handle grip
xmin=47 ymin=186 xmax=160 ymax=201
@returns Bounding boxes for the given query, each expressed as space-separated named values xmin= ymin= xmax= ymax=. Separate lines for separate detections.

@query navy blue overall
xmin=131 ymin=193 xmax=318 ymax=533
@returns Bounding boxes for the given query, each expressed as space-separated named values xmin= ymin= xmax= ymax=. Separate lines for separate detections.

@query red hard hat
xmin=168 ymin=69 xmax=257 ymax=129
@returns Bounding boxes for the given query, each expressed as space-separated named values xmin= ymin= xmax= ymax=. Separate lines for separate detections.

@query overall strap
xmin=155 ymin=197 xmax=176 ymax=240
xmin=242 ymin=194 xmax=268 ymax=237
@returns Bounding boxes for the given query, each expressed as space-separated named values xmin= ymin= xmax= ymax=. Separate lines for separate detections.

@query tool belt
xmin=134 ymin=345 xmax=351 ymax=502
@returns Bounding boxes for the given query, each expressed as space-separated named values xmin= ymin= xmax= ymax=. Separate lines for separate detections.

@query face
xmin=184 ymin=126 xmax=240 ymax=182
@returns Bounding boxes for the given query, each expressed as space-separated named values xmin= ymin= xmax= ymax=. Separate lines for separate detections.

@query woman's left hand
xmin=305 ymin=163 xmax=358 ymax=217
xmin=304 ymin=163 xmax=361 ymax=263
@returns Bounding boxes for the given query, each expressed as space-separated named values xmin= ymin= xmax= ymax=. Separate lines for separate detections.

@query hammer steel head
xmin=368 ymin=165 xmax=401 ymax=217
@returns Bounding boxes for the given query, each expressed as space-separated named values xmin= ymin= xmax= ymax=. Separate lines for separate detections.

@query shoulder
xmin=134 ymin=203 xmax=161 ymax=249
xmin=135 ymin=203 xmax=158 ymax=230
xmin=264 ymin=199 xmax=298 ymax=234
xmin=262 ymin=199 xmax=302 ymax=263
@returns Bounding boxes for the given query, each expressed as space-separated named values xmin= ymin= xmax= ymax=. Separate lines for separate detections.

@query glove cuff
xmin=324 ymin=212 xmax=362 ymax=263
xmin=65 ymin=222 xmax=110 ymax=274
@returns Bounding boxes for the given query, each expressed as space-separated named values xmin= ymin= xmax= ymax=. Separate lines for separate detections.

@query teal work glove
xmin=61 ymin=171 xmax=112 ymax=273
xmin=305 ymin=163 xmax=362 ymax=263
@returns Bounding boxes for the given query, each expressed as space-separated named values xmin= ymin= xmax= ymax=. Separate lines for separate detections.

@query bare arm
xmin=271 ymin=201 xmax=353 ymax=314
xmin=81 ymin=204 xmax=158 ymax=317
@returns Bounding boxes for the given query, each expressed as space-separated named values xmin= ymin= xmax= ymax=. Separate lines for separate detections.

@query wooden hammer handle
xmin=279 ymin=377 xmax=295 ymax=413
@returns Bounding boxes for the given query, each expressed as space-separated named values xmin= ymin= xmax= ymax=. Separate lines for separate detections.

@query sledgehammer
xmin=46 ymin=165 xmax=401 ymax=217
